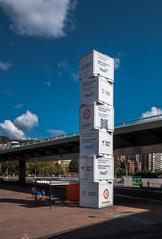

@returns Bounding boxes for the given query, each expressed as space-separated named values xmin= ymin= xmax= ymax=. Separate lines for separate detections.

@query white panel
xmin=80 ymin=77 xmax=113 ymax=106
xmin=80 ymin=79 xmax=98 ymax=105
xmin=94 ymin=156 xmax=114 ymax=181
xmin=99 ymin=77 xmax=113 ymax=106
xmin=95 ymin=104 xmax=114 ymax=131
xmin=80 ymin=180 xmax=98 ymax=208
xmin=93 ymin=50 xmax=114 ymax=81
xmin=80 ymin=180 xmax=113 ymax=208
xmin=80 ymin=103 xmax=114 ymax=131
xmin=80 ymin=52 xmax=93 ymax=79
xmin=80 ymin=129 xmax=113 ymax=156
xmin=80 ymin=157 xmax=93 ymax=181
xmin=98 ymin=181 xmax=113 ymax=207
xmin=80 ymin=50 xmax=114 ymax=81
xmin=80 ymin=104 xmax=94 ymax=130
xmin=80 ymin=156 xmax=114 ymax=181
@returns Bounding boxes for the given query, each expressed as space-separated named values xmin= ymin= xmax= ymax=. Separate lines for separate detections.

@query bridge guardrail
xmin=115 ymin=114 xmax=162 ymax=128
xmin=0 ymin=132 xmax=80 ymax=152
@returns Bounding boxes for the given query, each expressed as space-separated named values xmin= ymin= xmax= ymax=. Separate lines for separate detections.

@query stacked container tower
xmin=79 ymin=50 xmax=114 ymax=208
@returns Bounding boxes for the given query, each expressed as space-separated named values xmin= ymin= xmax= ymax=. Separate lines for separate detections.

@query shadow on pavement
xmin=37 ymin=195 xmax=162 ymax=239
xmin=0 ymin=197 xmax=41 ymax=208
xmin=1 ymin=185 xmax=162 ymax=239
xmin=0 ymin=196 xmax=79 ymax=209
xmin=0 ymin=183 xmax=32 ymax=194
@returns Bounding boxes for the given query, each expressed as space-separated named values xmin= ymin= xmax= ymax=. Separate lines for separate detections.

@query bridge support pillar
xmin=18 ymin=159 xmax=26 ymax=184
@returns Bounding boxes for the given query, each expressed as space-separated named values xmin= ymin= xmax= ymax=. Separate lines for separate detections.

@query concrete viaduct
xmin=1 ymin=116 xmax=162 ymax=183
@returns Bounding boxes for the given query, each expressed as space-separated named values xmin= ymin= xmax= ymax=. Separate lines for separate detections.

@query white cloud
xmin=57 ymin=60 xmax=67 ymax=69
xmin=14 ymin=110 xmax=38 ymax=130
xmin=57 ymin=60 xmax=78 ymax=81
xmin=44 ymin=80 xmax=52 ymax=87
xmin=0 ymin=110 xmax=39 ymax=139
xmin=4 ymin=88 xmax=14 ymax=96
xmin=0 ymin=120 xmax=26 ymax=140
xmin=114 ymin=57 xmax=120 ymax=70
xmin=71 ymin=72 xmax=78 ymax=82
xmin=0 ymin=0 xmax=76 ymax=38
xmin=14 ymin=104 xmax=23 ymax=109
xmin=141 ymin=106 xmax=162 ymax=118
xmin=48 ymin=129 xmax=65 ymax=137
xmin=0 ymin=61 xmax=11 ymax=71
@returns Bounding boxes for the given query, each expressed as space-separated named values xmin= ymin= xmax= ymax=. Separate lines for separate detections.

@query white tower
xmin=79 ymin=50 xmax=114 ymax=208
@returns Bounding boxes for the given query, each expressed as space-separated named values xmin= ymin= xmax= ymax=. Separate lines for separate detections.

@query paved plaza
xmin=0 ymin=185 xmax=162 ymax=239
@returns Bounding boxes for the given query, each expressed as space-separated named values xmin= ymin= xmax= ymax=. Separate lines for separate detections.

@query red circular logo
xmin=103 ymin=189 xmax=109 ymax=200
xmin=83 ymin=109 xmax=91 ymax=119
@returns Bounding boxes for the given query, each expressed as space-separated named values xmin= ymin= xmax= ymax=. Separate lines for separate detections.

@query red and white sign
xmin=80 ymin=103 xmax=114 ymax=131
xmin=103 ymin=188 xmax=109 ymax=199
xmin=80 ymin=180 xmax=113 ymax=208
xmin=83 ymin=108 xmax=91 ymax=119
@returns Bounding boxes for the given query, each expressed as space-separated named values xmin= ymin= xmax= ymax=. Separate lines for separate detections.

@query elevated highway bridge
xmin=1 ymin=115 xmax=162 ymax=182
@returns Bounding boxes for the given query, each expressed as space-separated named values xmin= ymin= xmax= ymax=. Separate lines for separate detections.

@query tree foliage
xmin=0 ymin=136 xmax=10 ymax=144
xmin=26 ymin=161 xmax=65 ymax=176
xmin=69 ymin=159 xmax=78 ymax=173
xmin=0 ymin=161 xmax=18 ymax=176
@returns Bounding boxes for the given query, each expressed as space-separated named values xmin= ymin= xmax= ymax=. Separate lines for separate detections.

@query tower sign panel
xmin=80 ymin=76 xmax=113 ymax=106
xmin=80 ymin=103 xmax=114 ymax=131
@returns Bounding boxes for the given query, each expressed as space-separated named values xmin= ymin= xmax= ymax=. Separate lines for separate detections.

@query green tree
xmin=0 ymin=161 xmax=18 ymax=176
xmin=0 ymin=136 xmax=10 ymax=143
xmin=54 ymin=162 xmax=64 ymax=176
xmin=69 ymin=159 xmax=78 ymax=173
xmin=26 ymin=161 xmax=64 ymax=176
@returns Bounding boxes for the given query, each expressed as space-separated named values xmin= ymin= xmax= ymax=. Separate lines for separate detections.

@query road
xmin=112 ymin=186 xmax=162 ymax=239
xmin=114 ymin=186 xmax=162 ymax=202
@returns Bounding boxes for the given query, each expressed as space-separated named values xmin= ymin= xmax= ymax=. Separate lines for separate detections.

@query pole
xmin=49 ymin=180 xmax=52 ymax=209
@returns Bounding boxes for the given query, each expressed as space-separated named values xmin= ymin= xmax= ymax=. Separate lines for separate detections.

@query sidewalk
xmin=0 ymin=186 xmax=162 ymax=239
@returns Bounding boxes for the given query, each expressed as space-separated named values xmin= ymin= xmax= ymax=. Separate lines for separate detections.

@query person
xmin=147 ymin=180 xmax=150 ymax=189
xmin=35 ymin=190 xmax=45 ymax=201
xmin=31 ymin=186 xmax=36 ymax=198
xmin=140 ymin=181 xmax=143 ymax=188
xmin=41 ymin=190 xmax=45 ymax=199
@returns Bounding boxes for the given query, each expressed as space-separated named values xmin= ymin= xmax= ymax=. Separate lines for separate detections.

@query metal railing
xmin=0 ymin=132 xmax=80 ymax=152
xmin=115 ymin=114 xmax=162 ymax=128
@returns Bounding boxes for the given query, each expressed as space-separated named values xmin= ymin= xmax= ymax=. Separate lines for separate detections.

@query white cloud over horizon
xmin=141 ymin=106 xmax=162 ymax=118
xmin=0 ymin=61 xmax=11 ymax=71
xmin=14 ymin=110 xmax=38 ymax=131
xmin=0 ymin=111 xmax=39 ymax=139
xmin=0 ymin=120 xmax=26 ymax=140
xmin=0 ymin=0 xmax=76 ymax=38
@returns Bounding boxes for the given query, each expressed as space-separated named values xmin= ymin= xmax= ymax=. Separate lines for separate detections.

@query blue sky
xmin=0 ymin=0 xmax=162 ymax=139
